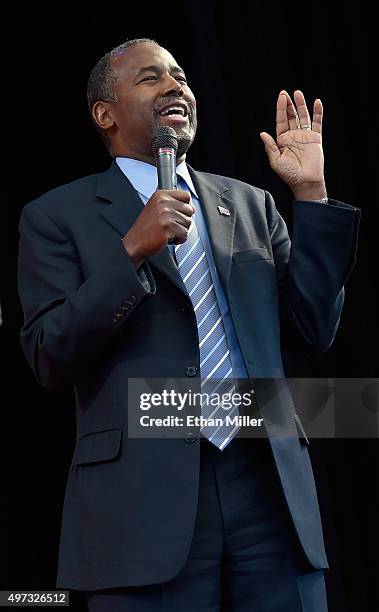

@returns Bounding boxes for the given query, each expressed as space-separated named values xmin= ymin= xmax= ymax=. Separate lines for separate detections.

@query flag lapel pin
xmin=217 ymin=205 xmax=231 ymax=216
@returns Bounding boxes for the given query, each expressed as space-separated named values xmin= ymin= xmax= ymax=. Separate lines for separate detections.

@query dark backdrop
xmin=5 ymin=1 xmax=377 ymax=610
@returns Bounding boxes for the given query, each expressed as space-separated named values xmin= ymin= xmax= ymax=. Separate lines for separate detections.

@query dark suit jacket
xmin=17 ymin=160 xmax=360 ymax=591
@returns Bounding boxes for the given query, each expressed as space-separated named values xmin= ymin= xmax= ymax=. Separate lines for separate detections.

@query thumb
xmin=260 ymin=132 xmax=280 ymax=166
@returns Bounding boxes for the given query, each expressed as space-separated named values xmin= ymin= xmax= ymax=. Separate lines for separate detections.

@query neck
xmin=112 ymin=151 xmax=187 ymax=166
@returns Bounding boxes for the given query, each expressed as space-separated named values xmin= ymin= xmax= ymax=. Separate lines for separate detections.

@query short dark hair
xmin=87 ymin=38 xmax=158 ymax=149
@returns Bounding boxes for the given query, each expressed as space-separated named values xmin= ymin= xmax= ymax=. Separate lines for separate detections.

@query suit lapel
xmin=96 ymin=161 xmax=236 ymax=297
xmin=96 ymin=161 xmax=188 ymax=296
xmin=188 ymin=166 xmax=236 ymax=295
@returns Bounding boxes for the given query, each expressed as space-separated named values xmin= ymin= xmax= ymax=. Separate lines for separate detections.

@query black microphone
xmin=151 ymin=126 xmax=178 ymax=190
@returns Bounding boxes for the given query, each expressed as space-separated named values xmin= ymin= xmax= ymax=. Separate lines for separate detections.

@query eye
xmin=140 ymin=75 xmax=157 ymax=83
xmin=176 ymin=76 xmax=187 ymax=83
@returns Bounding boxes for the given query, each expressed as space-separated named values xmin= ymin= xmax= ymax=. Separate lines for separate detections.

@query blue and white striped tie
xmin=175 ymin=178 xmax=240 ymax=450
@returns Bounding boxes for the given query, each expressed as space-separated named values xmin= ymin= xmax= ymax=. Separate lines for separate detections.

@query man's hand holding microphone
xmin=122 ymin=126 xmax=194 ymax=269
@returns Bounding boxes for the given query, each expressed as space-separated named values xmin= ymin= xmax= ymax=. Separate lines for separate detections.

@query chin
xmin=177 ymin=129 xmax=196 ymax=159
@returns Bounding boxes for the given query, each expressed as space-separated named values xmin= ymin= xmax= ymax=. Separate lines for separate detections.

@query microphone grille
xmin=152 ymin=126 xmax=178 ymax=154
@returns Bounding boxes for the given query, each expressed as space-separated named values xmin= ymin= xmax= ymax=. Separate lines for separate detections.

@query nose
xmin=161 ymin=73 xmax=184 ymax=97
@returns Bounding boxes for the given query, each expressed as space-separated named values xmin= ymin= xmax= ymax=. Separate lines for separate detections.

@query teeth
xmin=159 ymin=106 xmax=186 ymax=117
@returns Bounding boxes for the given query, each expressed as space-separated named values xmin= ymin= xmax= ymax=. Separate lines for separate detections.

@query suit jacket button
xmin=185 ymin=365 xmax=198 ymax=377
xmin=129 ymin=295 xmax=137 ymax=305
xmin=184 ymin=432 xmax=197 ymax=443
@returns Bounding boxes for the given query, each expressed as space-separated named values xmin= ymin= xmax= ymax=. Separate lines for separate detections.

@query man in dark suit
xmin=18 ymin=38 xmax=360 ymax=611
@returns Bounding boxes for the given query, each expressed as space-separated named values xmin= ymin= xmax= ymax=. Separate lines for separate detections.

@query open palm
xmin=260 ymin=90 xmax=327 ymax=200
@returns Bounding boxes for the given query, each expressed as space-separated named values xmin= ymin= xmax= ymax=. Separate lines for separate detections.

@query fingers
xmin=159 ymin=189 xmax=195 ymax=214
xmin=169 ymin=225 xmax=189 ymax=246
xmin=276 ymin=92 xmax=290 ymax=137
xmin=260 ymin=132 xmax=280 ymax=167
xmin=150 ymin=190 xmax=195 ymax=214
xmin=173 ymin=208 xmax=194 ymax=230
xmin=281 ymin=90 xmax=300 ymax=131
xmin=312 ymin=98 xmax=323 ymax=134
xmin=165 ymin=189 xmax=191 ymax=204
xmin=293 ymin=90 xmax=311 ymax=129
xmin=293 ymin=91 xmax=323 ymax=133
xmin=276 ymin=90 xmax=322 ymax=133
xmin=168 ymin=212 xmax=193 ymax=245
xmin=175 ymin=200 xmax=196 ymax=217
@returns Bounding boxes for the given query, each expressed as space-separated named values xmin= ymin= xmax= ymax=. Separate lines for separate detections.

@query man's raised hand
xmin=260 ymin=90 xmax=327 ymax=201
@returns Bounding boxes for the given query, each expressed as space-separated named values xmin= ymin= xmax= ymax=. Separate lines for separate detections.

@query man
xmin=18 ymin=38 xmax=360 ymax=611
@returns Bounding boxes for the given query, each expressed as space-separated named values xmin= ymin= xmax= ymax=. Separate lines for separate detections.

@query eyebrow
xmin=134 ymin=64 xmax=187 ymax=80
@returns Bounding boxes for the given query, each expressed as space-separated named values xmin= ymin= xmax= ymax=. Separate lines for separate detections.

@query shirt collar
xmin=116 ymin=156 xmax=198 ymax=200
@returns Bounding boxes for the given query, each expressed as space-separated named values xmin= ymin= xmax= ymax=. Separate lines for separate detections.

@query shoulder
xmin=21 ymin=172 xmax=99 ymax=219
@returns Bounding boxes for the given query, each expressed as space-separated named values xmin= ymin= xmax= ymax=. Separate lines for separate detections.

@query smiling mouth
xmin=155 ymin=101 xmax=192 ymax=127
xmin=158 ymin=103 xmax=188 ymax=118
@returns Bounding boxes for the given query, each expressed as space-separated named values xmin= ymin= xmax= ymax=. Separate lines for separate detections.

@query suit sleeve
xmin=265 ymin=192 xmax=360 ymax=353
xmin=18 ymin=203 xmax=156 ymax=390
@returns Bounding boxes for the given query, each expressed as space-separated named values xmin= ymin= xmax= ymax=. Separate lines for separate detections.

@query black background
xmin=5 ymin=1 xmax=378 ymax=610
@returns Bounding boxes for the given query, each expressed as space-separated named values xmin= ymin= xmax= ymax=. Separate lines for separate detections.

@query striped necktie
xmin=175 ymin=176 xmax=240 ymax=450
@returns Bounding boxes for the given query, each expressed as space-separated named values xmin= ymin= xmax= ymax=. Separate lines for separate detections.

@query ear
xmin=92 ymin=101 xmax=116 ymax=131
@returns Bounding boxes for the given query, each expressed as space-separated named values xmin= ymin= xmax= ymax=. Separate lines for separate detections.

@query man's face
xmin=98 ymin=42 xmax=197 ymax=164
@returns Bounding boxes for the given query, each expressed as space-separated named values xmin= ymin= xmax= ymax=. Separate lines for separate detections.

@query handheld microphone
xmin=152 ymin=126 xmax=178 ymax=190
